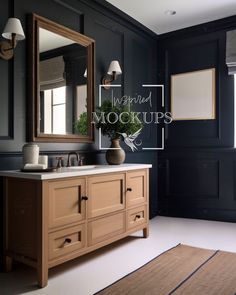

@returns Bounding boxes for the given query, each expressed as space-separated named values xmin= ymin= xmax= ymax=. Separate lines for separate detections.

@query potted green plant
xmin=95 ymin=100 xmax=143 ymax=164
xmin=74 ymin=112 xmax=88 ymax=135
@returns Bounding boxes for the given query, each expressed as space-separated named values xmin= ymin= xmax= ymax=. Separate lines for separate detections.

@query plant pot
xmin=106 ymin=139 xmax=125 ymax=165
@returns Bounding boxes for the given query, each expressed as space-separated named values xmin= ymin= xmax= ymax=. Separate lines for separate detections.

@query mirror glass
xmin=39 ymin=28 xmax=88 ymax=136
xmin=28 ymin=14 xmax=94 ymax=142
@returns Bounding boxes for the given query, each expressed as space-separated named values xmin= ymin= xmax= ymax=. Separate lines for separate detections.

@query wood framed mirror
xmin=27 ymin=14 xmax=95 ymax=142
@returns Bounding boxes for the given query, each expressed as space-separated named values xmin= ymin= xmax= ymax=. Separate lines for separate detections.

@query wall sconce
xmin=0 ymin=18 xmax=25 ymax=60
xmin=102 ymin=60 xmax=122 ymax=89
xmin=84 ymin=68 xmax=87 ymax=78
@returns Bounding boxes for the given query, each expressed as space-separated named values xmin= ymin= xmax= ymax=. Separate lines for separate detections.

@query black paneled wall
xmin=157 ymin=16 xmax=236 ymax=222
xmin=0 ymin=0 xmax=158 ymax=270
xmin=2 ymin=0 xmax=236 ymax=232
xmin=0 ymin=0 xmax=158 ymax=215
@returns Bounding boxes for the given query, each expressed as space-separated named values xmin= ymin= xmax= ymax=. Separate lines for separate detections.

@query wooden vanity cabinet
xmin=3 ymin=169 xmax=149 ymax=288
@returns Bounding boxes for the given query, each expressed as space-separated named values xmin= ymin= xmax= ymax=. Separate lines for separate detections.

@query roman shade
xmin=40 ymin=56 xmax=66 ymax=90
xmin=226 ymin=29 xmax=236 ymax=75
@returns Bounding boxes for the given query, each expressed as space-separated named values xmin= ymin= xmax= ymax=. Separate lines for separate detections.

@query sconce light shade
xmin=102 ymin=60 xmax=122 ymax=89
xmin=0 ymin=17 xmax=25 ymax=60
xmin=107 ymin=60 xmax=122 ymax=75
xmin=2 ymin=18 xmax=25 ymax=41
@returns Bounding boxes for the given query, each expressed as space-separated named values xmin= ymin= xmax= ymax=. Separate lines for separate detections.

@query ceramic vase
xmin=105 ymin=138 xmax=125 ymax=165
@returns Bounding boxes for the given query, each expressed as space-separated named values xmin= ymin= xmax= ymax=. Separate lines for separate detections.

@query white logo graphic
xmin=98 ymin=84 xmax=167 ymax=151
xmin=118 ymin=128 xmax=142 ymax=152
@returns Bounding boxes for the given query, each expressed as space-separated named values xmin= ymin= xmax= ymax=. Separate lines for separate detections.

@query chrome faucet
xmin=66 ymin=152 xmax=79 ymax=167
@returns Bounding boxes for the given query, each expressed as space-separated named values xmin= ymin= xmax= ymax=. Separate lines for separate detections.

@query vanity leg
xmin=143 ymin=227 xmax=149 ymax=238
xmin=4 ymin=255 xmax=13 ymax=272
xmin=37 ymin=183 xmax=49 ymax=288
xmin=37 ymin=265 xmax=48 ymax=288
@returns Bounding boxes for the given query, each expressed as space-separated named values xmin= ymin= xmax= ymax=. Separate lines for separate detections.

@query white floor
xmin=1 ymin=216 xmax=236 ymax=295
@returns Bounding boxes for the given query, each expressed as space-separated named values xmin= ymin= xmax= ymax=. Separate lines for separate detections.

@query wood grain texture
xmin=87 ymin=173 xmax=125 ymax=218
xmin=48 ymin=178 xmax=86 ymax=228
xmin=127 ymin=170 xmax=147 ymax=207
xmin=3 ymin=168 xmax=149 ymax=287
xmin=96 ymin=244 xmax=216 ymax=295
xmin=49 ymin=223 xmax=86 ymax=260
xmin=27 ymin=13 xmax=95 ymax=143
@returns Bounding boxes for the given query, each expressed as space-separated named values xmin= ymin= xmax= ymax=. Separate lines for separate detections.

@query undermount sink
xmin=63 ymin=165 xmax=97 ymax=171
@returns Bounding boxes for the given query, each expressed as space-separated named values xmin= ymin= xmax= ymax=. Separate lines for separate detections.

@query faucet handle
xmin=56 ymin=157 xmax=63 ymax=168
xmin=79 ymin=156 xmax=84 ymax=166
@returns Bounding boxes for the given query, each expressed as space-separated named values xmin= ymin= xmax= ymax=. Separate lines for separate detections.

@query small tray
xmin=20 ymin=167 xmax=57 ymax=173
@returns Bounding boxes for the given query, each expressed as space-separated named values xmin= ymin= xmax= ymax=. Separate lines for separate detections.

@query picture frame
xmin=171 ymin=68 xmax=216 ymax=121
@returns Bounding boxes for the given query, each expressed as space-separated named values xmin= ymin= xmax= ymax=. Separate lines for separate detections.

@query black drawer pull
xmin=65 ymin=238 xmax=72 ymax=244
xmin=81 ymin=196 xmax=88 ymax=201
xmin=127 ymin=188 xmax=132 ymax=192
xmin=136 ymin=215 xmax=141 ymax=219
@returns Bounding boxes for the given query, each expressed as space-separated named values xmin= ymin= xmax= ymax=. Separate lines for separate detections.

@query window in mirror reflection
xmin=42 ymin=86 xmax=66 ymax=134
xmin=74 ymin=85 xmax=87 ymax=135
xmin=39 ymin=28 xmax=88 ymax=136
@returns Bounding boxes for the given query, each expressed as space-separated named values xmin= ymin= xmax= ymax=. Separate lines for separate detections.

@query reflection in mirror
xmin=27 ymin=14 xmax=94 ymax=143
xmin=39 ymin=28 xmax=88 ymax=136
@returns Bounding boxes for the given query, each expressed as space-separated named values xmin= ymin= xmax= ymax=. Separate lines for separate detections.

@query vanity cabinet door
xmin=48 ymin=178 xmax=86 ymax=229
xmin=126 ymin=170 xmax=147 ymax=207
xmin=87 ymin=173 xmax=125 ymax=218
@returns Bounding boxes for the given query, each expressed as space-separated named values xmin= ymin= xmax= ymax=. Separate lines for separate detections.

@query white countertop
xmin=0 ymin=164 xmax=152 ymax=180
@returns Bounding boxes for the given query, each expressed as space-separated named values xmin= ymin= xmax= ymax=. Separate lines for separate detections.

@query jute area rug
xmin=95 ymin=244 xmax=236 ymax=295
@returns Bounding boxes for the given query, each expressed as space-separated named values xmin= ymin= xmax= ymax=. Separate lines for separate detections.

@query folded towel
xmin=38 ymin=155 xmax=48 ymax=168
xmin=24 ymin=163 xmax=47 ymax=170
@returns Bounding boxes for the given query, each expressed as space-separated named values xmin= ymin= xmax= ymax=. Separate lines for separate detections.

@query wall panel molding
xmin=159 ymin=30 xmax=233 ymax=148
xmin=158 ymin=150 xmax=236 ymax=222
xmin=79 ymin=0 xmax=156 ymax=39
xmin=166 ymin=158 xmax=220 ymax=200
xmin=233 ymin=161 xmax=236 ymax=201
xmin=0 ymin=1 xmax=14 ymax=140
xmin=53 ymin=0 xmax=83 ymax=15
xmin=159 ymin=14 xmax=236 ymax=41
xmin=53 ymin=0 xmax=84 ymax=32
xmin=93 ymin=19 xmax=125 ymax=97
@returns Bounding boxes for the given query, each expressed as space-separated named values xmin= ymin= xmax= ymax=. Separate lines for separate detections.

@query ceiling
xmin=106 ymin=0 xmax=236 ymax=34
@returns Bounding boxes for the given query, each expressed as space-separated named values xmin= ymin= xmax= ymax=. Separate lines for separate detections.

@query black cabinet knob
xmin=65 ymin=238 xmax=72 ymax=244
xmin=127 ymin=188 xmax=132 ymax=192
xmin=81 ymin=196 xmax=88 ymax=201
xmin=136 ymin=215 xmax=141 ymax=219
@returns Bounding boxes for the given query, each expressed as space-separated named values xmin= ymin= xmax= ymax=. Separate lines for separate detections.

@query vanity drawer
xmin=49 ymin=224 xmax=86 ymax=260
xmin=88 ymin=212 xmax=125 ymax=246
xmin=127 ymin=205 xmax=147 ymax=230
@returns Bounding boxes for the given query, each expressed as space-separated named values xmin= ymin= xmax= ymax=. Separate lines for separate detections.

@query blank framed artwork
xmin=171 ymin=68 xmax=216 ymax=120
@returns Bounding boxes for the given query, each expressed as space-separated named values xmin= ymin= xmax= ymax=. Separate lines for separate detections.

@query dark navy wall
xmin=157 ymin=16 xmax=236 ymax=222
xmin=0 ymin=0 xmax=158 ymax=215
xmin=0 ymin=0 xmax=158 ymax=269
xmin=2 ymin=0 xmax=236 ymax=245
